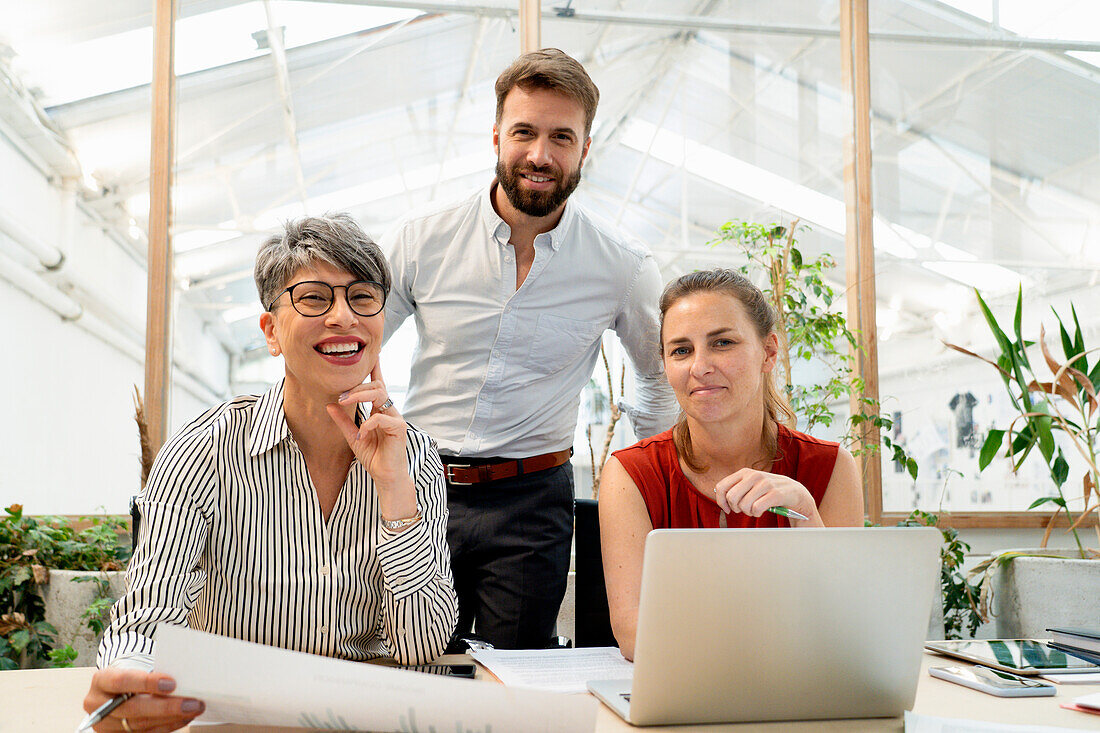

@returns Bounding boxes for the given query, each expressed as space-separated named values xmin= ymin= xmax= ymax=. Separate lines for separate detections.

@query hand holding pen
xmin=714 ymin=468 xmax=819 ymax=525
xmin=80 ymin=668 xmax=204 ymax=733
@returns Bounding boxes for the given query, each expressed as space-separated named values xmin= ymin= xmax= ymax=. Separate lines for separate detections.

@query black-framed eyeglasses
xmin=266 ymin=280 xmax=386 ymax=318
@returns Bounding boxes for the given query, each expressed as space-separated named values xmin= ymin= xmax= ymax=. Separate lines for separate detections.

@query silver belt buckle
xmin=445 ymin=463 xmax=476 ymax=486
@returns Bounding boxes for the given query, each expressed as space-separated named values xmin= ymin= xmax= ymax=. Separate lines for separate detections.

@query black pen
xmin=75 ymin=692 xmax=133 ymax=732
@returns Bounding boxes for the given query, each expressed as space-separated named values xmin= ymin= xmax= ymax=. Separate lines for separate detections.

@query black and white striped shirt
xmin=98 ymin=380 xmax=458 ymax=669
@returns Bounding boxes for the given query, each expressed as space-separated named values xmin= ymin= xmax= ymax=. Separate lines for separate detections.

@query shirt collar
xmin=248 ymin=379 xmax=291 ymax=457
xmin=481 ymin=181 xmax=578 ymax=252
xmin=247 ymin=379 xmax=371 ymax=457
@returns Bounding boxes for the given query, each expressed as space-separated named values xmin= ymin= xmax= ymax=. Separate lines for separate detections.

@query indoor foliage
xmin=710 ymin=219 xmax=916 ymax=479
xmin=945 ymin=287 xmax=1100 ymax=556
xmin=0 ymin=504 xmax=131 ymax=669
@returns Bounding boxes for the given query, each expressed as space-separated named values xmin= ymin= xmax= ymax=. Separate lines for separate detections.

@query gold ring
xmin=120 ymin=718 xmax=134 ymax=733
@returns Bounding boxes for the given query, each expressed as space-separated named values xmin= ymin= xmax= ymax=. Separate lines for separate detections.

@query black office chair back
xmin=129 ymin=495 xmax=140 ymax=555
xmin=573 ymin=498 xmax=617 ymax=647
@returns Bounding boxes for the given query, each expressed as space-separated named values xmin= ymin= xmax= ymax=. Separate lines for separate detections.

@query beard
xmin=496 ymin=158 xmax=582 ymax=218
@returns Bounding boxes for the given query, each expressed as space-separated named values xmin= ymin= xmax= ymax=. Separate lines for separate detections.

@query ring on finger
xmin=121 ymin=718 xmax=134 ymax=733
xmin=378 ymin=398 xmax=394 ymax=412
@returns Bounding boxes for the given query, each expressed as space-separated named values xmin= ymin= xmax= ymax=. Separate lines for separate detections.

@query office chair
xmin=572 ymin=498 xmax=617 ymax=647
xmin=129 ymin=495 xmax=140 ymax=555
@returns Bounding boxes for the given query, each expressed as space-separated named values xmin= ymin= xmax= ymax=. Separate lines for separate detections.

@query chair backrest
xmin=572 ymin=498 xmax=617 ymax=647
xmin=129 ymin=495 xmax=140 ymax=555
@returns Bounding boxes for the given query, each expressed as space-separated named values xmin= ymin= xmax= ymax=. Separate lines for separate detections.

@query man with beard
xmin=380 ymin=48 xmax=677 ymax=650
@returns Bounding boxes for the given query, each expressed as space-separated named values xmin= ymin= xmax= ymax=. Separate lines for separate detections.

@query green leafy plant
xmin=76 ymin=575 xmax=116 ymax=637
xmin=944 ymin=287 xmax=1100 ymax=556
xmin=0 ymin=504 xmax=131 ymax=669
xmin=710 ymin=219 xmax=916 ymax=479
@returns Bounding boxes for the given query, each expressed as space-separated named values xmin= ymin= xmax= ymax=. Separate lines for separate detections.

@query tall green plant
xmin=945 ymin=287 xmax=1100 ymax=556
xmin=710 ymin=220 xmax=916 ymax=479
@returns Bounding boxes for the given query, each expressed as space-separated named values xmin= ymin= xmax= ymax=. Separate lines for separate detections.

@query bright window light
xmin=620 ymin=119 xmax=917 ymax=259
xmin=941 ymin=0 xmax=1100 ymax=67
xmin=174 ymin=228 xmax=241 ymax=253
xmin=223 ymin=302 xmax=265 ymax=324
xmin=250 ymin=150 xmax=495 ymax=230
xmin=921 ymin=261 xmax=1029 ymax=293
xmin=9 ymin=2 xmax=420 ymax=107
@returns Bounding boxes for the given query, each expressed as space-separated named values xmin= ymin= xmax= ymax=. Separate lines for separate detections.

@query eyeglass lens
xmin=288 ymin=281 xmax=385 ymax=317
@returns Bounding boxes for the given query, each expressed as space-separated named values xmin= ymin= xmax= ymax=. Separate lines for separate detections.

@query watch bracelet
xmin=381 ymin=507 xmax=423 ymax=531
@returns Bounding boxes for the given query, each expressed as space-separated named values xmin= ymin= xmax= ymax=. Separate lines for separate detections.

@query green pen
xmin=768 ymin=506 xmax=809 ymax=521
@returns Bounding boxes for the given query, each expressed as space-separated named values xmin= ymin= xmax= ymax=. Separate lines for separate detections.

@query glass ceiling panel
xmin=3 ymin=1 xmax=420 ymax=106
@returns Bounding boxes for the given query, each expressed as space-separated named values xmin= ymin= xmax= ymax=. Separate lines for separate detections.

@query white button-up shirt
xmin=98 ymin=380 xmax=458 ymax=670
xmin=381 ymin=184 xmax=678 ymax=458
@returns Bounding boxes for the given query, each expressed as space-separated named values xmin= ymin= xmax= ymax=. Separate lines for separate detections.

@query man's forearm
xmin=620 ymin=373 xmax=679 ymax=440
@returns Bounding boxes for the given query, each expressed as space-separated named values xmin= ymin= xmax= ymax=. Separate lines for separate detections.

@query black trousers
xmin=445 ymin=462 xmax=574 ymax=649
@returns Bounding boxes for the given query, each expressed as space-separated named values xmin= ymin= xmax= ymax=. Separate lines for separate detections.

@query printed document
xmin=471 ymin=646 xmax=633 ymax=694
xmin=154 ymin=626 xmax=596 ymax=732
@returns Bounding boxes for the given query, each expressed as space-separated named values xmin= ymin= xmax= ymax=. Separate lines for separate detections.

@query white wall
xmin=0 ymin=131 xmax=230 ymax=515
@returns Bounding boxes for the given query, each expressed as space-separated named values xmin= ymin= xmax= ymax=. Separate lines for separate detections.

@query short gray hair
xmin=254 ymin=213 xmax=390 ymax=309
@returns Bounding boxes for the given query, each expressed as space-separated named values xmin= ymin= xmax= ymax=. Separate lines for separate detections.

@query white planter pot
xmin=990 ymin=549 xmax=1100 ymax=639
xmin=40 ymin=569 xmax=126 ymax=667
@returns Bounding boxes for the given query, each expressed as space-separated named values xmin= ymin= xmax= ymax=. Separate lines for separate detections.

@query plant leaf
xmin=1028 ymin=496 xmax=1058 ymax=510
xmin=1052 ymin=452 xmax=1069 ymax=487
xmin=979 ymin=430 xmax=1005 ymax=470
xmin=1027 ymin=380 xmax=1078 ymax=406
xmin=942 ymin=341 xmax=1012 ymax=378
xmin=1036 ymin=417 xmax=1056 ymax=462
xmin=1039 ymin=325 xmax=1079 ymax=398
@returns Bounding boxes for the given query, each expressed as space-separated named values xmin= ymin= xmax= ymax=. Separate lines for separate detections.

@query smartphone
xmin=404 ymin=664 xmax=477 ymax=678
xmin=929 ymin=665 xmax=1056 ymax=697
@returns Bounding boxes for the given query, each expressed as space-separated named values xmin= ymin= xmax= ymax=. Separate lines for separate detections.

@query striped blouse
xmin=98 ymin=379 xmax=458 ymax=670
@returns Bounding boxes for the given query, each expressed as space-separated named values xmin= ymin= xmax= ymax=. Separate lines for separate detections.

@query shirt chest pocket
xmin=522 ymin=314 xmax=606 ymax=375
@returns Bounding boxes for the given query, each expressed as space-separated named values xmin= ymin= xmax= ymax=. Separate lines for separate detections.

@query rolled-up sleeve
xmin=613 ymin=255 xmax=679 ymax=439
xmin=377 ymin=429 xmax=458 ymax=664
xmin=97 ymin=425 xmax=213 ymax=670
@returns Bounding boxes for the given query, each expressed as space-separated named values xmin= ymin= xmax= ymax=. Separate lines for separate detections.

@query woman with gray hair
xmin=82 ymin=214 xmax=457 ymax=733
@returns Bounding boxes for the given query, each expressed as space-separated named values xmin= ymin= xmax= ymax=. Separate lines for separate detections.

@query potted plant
xmin=945 ymin=288 xmax=1100 ymax=638
xmin=0 ymin=504 xmax=131 ymax=669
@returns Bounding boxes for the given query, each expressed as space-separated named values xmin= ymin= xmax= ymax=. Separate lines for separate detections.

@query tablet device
xmin=925 ymin=639 xmax=1100 ymax=675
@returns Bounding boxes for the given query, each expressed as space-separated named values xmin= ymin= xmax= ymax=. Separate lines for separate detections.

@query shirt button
xmin=320 ymin=626 xmax=328 ymax=635
xmin=320 ymin=565 xmax=329 ymax=576
xmin=505 ymin=255 xmax=514 ymax=263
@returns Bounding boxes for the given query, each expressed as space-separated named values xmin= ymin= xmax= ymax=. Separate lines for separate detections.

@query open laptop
xmin=587 ymin=527 xmax=940 ymax=725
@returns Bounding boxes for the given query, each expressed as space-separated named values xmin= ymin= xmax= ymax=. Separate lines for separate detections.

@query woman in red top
xmin=599 ymin=268 xmax=864 ymax=659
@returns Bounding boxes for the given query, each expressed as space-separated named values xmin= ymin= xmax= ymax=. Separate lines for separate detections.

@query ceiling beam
xmin=313 ymin=0 xmax=1100 ymax=52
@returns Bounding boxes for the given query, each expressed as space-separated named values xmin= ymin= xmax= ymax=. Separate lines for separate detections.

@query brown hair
xmin=495 ymin=48 xmax=600 ymax=138
xmin=659 ymin=268 xmax=796 ymax=473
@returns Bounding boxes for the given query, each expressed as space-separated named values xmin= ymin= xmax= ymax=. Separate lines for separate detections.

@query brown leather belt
xmin=441 ymin=449 xmax=573 ymax=486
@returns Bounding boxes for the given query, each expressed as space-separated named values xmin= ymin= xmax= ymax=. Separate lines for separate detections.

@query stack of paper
xmin=470 ymin=646 xmax=634 ymax=694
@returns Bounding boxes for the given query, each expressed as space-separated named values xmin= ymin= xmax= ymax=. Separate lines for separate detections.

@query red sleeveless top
xmin=612 ymin=424 xmax=839 ymax=529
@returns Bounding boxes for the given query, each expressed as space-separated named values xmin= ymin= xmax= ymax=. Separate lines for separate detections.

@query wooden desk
xmin=5 ymin=654 xmax=1099 ymax=732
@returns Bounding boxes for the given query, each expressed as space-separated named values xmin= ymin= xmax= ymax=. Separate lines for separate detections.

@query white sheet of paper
xmin=903 ymin=711 xmax=1081 ymax=732
xmin=1074 ymin=691 xmax=1100 ymax=710
xmin=154 ymin=626 xmax=596 ymax=732
xmin=1040 ymin=672 xmax=1100 ymax=684
xmin=470 ymin=647 xmax=633 ymax=694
